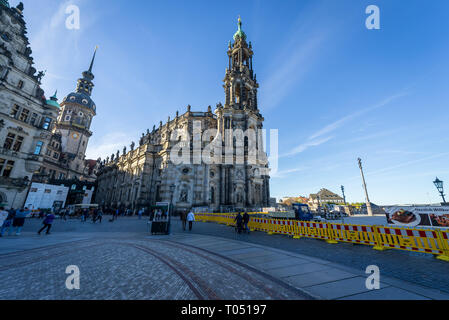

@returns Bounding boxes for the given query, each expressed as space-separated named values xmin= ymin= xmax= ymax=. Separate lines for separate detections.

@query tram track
xmin=157 ymin=239 xmax=315 ymax=300
xmin=120 ymin=243 xmax=219 ymax=300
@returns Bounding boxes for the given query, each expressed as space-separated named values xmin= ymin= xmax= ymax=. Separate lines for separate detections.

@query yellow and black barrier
xmin=194 ymin=212 xmax=449 ymax=262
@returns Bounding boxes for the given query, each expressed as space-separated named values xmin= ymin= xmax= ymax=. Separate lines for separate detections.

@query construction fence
xmin=195 ymin=212 xmax=449 ymax=262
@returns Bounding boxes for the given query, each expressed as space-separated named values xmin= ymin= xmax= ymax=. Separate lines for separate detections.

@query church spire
xmin=88 ymin=46 xmax=98 ymax=73
xmin=76 ymin=47 xmax=98 ymax=96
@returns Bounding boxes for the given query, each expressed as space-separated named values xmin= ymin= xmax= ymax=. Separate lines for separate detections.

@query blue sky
xmin=17 ymin=0 xmax=449 ymax=205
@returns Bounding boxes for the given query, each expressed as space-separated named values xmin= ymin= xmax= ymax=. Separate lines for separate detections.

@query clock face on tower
xmin=72 ymin=133 xmax=80 ymax=140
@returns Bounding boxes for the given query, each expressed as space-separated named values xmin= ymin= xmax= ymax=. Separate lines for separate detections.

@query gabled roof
xmin=310 ymin=188 xmax=344 ymax=200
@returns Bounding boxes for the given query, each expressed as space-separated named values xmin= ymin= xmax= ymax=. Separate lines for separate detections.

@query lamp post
xmin=341 ymin=185 xmax=346 ymax=205
xmin=433 ymin=177 xmax=446 ymax=204
xmin=358 ymin=158 xmax=373 ymax=216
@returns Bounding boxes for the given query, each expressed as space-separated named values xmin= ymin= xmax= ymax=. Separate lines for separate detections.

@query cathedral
xmin=95 ymin=18 xmax=271 ymax=212
xmin=0 ymin=1 xmax=98 ymax=209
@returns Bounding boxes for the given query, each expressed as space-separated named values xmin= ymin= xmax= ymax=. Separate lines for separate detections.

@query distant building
xmin=308 ymin=188 xmax=345 ymax=210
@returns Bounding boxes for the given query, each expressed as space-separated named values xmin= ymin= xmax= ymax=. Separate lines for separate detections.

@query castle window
xmin=53 ymin=152 xmax=59 ymax=160
xmin=10 ymin=105 xmax=20 ymax=118
xmin=17 ymin=80 xmax=24 ymax=89
xmin=18 ymin=108 xmax=29 ymax=122
xmin=3 ymin=133 xmax=24 ymax=152
xmin=34 ymin=141 xmax=43 ymax=155
xmin=42 ymin=117 xmax=52 ymax=130
xmin=30 ymin=113 xmax=39 ymax=126
xmin=0 ymin=159 xmax=15 ymax=177
xmin=1 ymin=33 xmax=11 ymax=42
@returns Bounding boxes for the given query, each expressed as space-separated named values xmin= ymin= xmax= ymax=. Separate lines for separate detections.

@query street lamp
xmin=341 ymin=185 xmax=346 ymax=205
xmin=433 ymin=177 xmax=446 ymax=204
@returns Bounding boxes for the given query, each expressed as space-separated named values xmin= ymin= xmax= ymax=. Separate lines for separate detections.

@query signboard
xmin=385 ymin=206 xmax=449 ymax=228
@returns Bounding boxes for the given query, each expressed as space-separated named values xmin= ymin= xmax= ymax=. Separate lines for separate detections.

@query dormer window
xmin=70 ymin=96 xmax=76 ymax=101
xmin=82 ymin=99 xmax=88 ymax=105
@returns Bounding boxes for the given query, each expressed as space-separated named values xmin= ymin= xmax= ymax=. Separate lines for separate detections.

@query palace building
xmin=0 ymin=1 xmax=98 ymax=209
xmin=95 ymin=18 xmax=271 ymax=212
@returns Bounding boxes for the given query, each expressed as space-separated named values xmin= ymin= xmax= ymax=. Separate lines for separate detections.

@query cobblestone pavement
xmin=0 ymin=216 xmax=448 ymax=299
xmin=0 ymin=218 xmax=310 ymax=300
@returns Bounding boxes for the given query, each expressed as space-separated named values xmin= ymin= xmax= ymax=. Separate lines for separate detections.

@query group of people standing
xmin=234 ymin=212 xmax=251 ymax=234
xmin=0 ymin=207 xmax=29 ymax=237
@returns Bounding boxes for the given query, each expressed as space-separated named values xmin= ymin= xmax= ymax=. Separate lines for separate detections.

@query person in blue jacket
xmin=38 ymin=212 xmax=55 ymax=235
xmin=12 ymin=208 xmax=29 ymax=236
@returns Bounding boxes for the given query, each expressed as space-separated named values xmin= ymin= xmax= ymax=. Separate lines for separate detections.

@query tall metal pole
xmin=341 ymin=185 xmax=346 ymax=205
xmin=358 ymin=158 xmax=373 ymax=216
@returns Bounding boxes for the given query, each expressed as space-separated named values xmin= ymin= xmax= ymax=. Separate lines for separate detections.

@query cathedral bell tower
xmin=55 ymin=48 xmax=98 ymax=179
xmin=224 ymin=17 xmax=259 ymax=111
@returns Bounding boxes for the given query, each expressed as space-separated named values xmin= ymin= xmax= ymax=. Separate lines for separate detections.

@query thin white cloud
xmin=281 ymin=136 xmax=333 ymax=158
xmin=271 ymin=166 xmax=309 ymax=179
xmin=310 ymin=92 xmax=407 ymax=140
xmin=282 ymin=92 xmax=408 ymax=158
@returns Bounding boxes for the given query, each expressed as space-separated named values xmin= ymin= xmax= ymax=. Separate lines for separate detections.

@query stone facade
xmin=0 ymin=2 xmax=59 ymax=208
xmin=96 ymin=18 xmax=270 ymax=212
xmin=0 ymin=1 xmax=98 ymax=209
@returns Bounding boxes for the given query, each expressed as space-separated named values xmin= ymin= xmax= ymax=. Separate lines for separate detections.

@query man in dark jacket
xmin=243 ymin=212 xmax=250 ymax=234
xmin=234 ymin=213 xmax=243 ymax=234
xmin=38 ymin=212 xmax=55 ymax=235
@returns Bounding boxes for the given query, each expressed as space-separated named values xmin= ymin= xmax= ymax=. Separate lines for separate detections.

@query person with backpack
xmin=38 ymin=212 xmax=55 ymax=235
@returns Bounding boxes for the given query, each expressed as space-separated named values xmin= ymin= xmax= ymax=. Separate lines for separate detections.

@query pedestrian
xmin=234 ymin=212 xmax=243 ymax=234
xmin=0 ymin=208 xmax=15 ymax=237
xmin=0 ymin=207 xmax=8 ymax=237
xmin=187 ymin=210 xmax=195 ymax=231
xmin=138 ymin=208 xmax=144 ymax=220
xmin=12 ymin=208 xmax=29 ymax=236
xmin=243 ymin=212 xmax=250 ymax=234
xmin=38 ymin=212 xmax=55 ymax=235
xmin=180 ymin=211 xmax=187 ymax=231
xmin=96 ymin=209 xmax=103 ymax=223
xmin=60 ymin=209 xmax=67 ymax=221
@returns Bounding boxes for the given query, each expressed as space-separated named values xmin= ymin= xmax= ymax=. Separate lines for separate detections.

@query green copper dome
xmin=233 ymin=17 xmax=246 ymax=41
xmin=46 ymin=91 xmax=61 ymax=108
xmin=0 ymin=0 xmax=10 ymax=8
